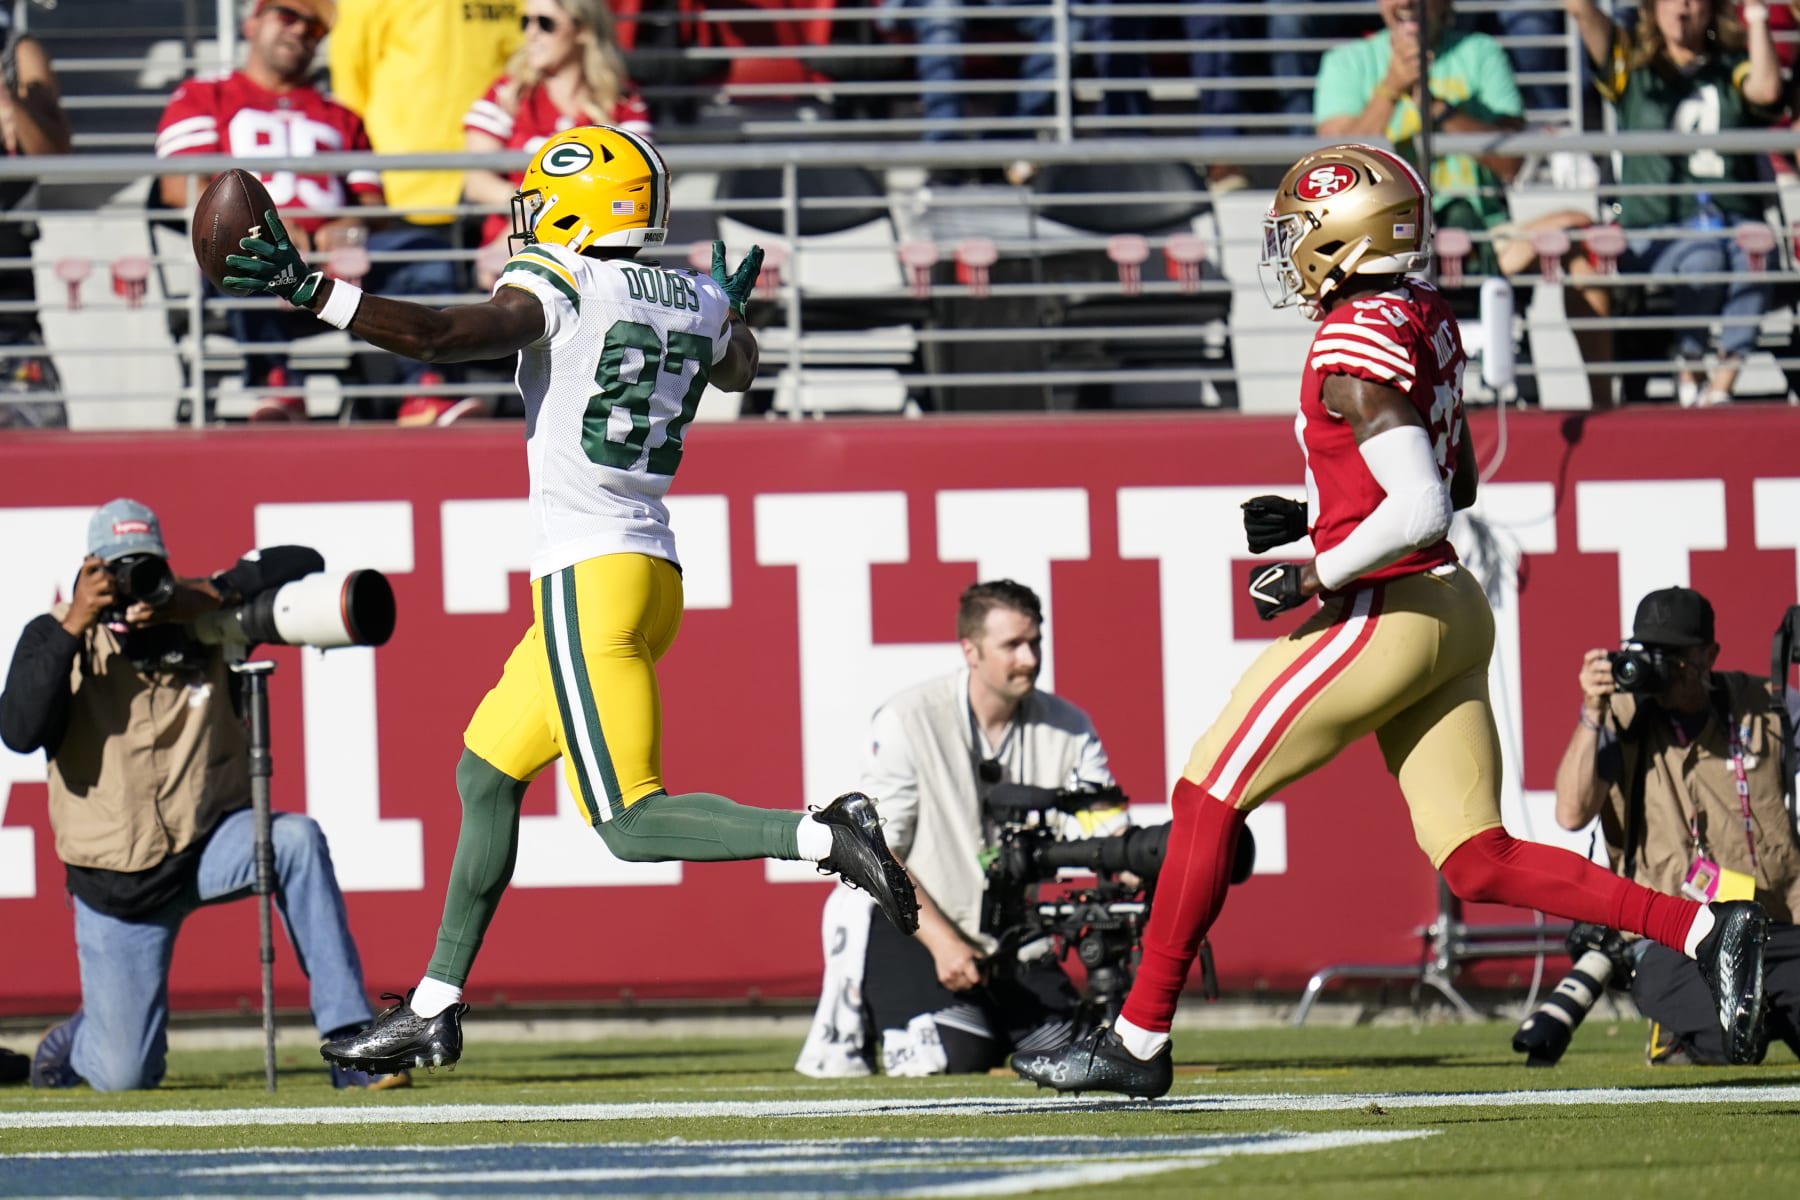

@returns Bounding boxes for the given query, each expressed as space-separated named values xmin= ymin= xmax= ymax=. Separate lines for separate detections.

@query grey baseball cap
xmin=87 ymin=498 xmax=168 ymax=562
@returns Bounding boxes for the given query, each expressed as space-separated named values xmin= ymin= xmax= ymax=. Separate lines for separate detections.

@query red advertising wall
xmin=0 ymin=408 xmax=1795 ymax=1017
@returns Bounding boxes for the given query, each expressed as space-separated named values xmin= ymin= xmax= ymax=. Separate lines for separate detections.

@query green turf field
xmin=2 ymin=1020 xmax=1797 ymax=1198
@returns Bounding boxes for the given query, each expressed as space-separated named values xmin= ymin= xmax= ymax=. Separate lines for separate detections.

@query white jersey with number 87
xmin=495 ymin=241 xmax=734 ymax=581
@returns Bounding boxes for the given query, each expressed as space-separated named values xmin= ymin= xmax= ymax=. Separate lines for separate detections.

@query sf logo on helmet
xmin=1296 ymin=164 xmax=1358 ymax=201
xmin=541 ymin=142 xmax=594 ymax=177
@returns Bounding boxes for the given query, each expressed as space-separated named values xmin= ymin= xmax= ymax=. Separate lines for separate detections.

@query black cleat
xmin=1011 ymin=1026 xmax=1172 ymax=1099
xmin=321 ymin=992 xmax=466 ymax=1074
xmin=1694 ymin=900 xmax=1769 ymax=1066
xmin=813 ymin=791 xmax=919 ymax=935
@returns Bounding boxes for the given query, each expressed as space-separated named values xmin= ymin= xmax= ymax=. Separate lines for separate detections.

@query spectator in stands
xmin=796 ymin=580 xmax=1124 ymax=1078
xmin=1482 ymin=5 xmax=1570 ymax=120
xmin=884 ymin=0 xmax=1059 ymax=186
xmin=329 ymin=0 xmax=518 ymax=426
xmin=464 ymin=0 xmax=650 ymax=291
xmin=0 ymin=12 xmax=71 ymax=431
xmin=328 ymin=0 xmax=518 ymax=228
xmin=1270 ymin=0 xmax=1372 ymax=131
xmin=0 ymin=499 xmax=402 ymax=1093
xmin=1316 ymin=0 xmax=1613 ymax=405
xmin=156 ymin=0 xmax=461 ymax=423
xmin=1075 ymin=8 xmax=1250 ymax=190
xmin=1566 ymin=0 xmax=1783 ymax=407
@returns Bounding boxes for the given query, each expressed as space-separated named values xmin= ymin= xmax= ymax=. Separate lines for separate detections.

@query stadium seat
xmin=711 ymin=164 xmax=919 ymax=415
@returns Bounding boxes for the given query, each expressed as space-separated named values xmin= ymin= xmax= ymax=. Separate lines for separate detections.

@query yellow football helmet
xmin=510 ymin=124 xmax=669 ymax=255
xmin=1260 ymin=144 xmax=1431 ymax=318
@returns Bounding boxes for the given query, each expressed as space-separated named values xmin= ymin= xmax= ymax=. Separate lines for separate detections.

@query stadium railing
xmin=2 ymin=128 xmax=1797 ymax=427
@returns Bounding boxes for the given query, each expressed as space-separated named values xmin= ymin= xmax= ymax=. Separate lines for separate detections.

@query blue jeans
xmin=905 ymin=0 xmax=1058 ymax=140
xmin=68 ymin=808 xmax=372 ymax=1091
xmin=1062 ymin=4 xmax=1242 ymax=127
xmin=1492 ymin=5 xmax=1566 ymax=117
xmin=1623 ymin=225 xmax=1768 ymax=360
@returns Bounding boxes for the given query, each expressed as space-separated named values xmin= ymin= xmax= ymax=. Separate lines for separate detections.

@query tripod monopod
xmin=230 ymin=659 xmax=279 ymax=1092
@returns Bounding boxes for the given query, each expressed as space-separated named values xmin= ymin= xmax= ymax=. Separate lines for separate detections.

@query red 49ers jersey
xmin=156 ymin=71 xmax=381 ymax=233
xmin=1297 ymin=280 xmax=1465 ymax=586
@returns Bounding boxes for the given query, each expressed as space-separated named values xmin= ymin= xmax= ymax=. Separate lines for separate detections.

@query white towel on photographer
xmin=794 ymin=885 xmax=877 ymax=1078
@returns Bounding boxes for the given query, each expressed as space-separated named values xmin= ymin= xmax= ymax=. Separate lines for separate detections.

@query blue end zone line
xmin=3 ymin=1085 xmax=1800 ymax=1129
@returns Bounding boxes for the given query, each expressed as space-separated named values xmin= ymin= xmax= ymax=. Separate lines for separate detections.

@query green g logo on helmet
xmin=541 ymin=142 xmax=594 ymax=177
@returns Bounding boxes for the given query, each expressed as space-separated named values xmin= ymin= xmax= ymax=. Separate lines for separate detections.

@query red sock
xmin=1120 ymin=778 xmax=1246 ymax=1034
xmin=1439 ymin=828 xmax=1699 ymax=951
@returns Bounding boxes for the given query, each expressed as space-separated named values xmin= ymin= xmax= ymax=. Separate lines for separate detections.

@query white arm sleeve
xmin=1313 ymin=424 xmax=1454 ymax=591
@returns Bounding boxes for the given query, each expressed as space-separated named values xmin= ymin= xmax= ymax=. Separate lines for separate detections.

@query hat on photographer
xmin=1632 ymin=587 xmax=1715 ymax=648
xmin=87 ymin=499 xmax=167 ymax=563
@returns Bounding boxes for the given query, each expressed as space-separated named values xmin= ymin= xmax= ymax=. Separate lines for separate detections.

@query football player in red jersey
xmin=1013 ymin=144 xmax=1772 ymax=1097
xmin=155 ymin=0 xmax=460 ymax=422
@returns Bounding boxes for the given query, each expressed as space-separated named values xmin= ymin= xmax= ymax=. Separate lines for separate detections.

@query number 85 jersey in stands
xmin=495 ymin=242 xmax=735 ymax=581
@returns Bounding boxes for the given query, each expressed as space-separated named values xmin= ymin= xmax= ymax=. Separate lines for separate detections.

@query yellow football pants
xmin=463 ymin=552 xmax=683 ymax=822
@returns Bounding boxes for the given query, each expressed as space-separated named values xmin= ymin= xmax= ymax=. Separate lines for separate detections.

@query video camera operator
xmin=797 ymin=580 xmax=1124 ymax=1077
xmin=1553 ymin=586 xmax=1800 ymax=1065
xmin=0 ymin=498 xmax=401 ymax=1092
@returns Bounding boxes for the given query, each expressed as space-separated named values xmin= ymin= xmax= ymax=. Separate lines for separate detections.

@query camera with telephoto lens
xmin=188 ymin=570 xmax=397 ymax=651
xmin=107 ymin=552 xmax=176 ymax=610
xmin=979 ymin=781 xmax=1255 ymax=1031
xmin=1512 ymin=923 xmax=1635 ymax=1067
xmin=1608 ymin=642 xmax=1672 ymax=694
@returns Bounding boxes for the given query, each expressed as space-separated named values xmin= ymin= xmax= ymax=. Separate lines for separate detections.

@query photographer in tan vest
xmin=0 ymin=499 xmax=398 ymax=1091
xmin=1555 ymin=586 xmax=1800 ymax=1064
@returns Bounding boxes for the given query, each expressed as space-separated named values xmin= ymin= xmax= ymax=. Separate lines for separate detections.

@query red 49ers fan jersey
xmin=1297 ymin=280 xmax=1466 ymax=586
xmin=156 ymin=70 xmax=382 ymax=233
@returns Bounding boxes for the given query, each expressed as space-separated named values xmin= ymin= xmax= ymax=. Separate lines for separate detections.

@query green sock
xmin=424 ymin=749 xmax=529 ymax=987
xmin=596 ymin=790 xmax=802 ymax=862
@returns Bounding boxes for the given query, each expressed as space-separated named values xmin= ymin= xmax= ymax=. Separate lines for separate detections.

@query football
xmin=191 ymin=168 xmax=275 ymax=292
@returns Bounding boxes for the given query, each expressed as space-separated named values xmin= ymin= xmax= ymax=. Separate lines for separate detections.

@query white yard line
xmin=2 ymin=1085 xmax=1798 ymax=1129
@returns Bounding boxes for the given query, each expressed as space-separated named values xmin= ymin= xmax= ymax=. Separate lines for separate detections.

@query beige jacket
xmin=1600 ymin=672 xmax=1800 ymax=922
xmin=46 ymin=605 xmax=248 ymax=873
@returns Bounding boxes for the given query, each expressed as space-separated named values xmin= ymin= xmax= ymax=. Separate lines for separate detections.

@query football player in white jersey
xmin=223 ymin=124 xmax=919 ymax=1076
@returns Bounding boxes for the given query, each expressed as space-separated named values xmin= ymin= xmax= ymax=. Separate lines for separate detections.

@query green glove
xmin=710 ymin=239 xmax=764 ymax=314
xmin=223 ymin=209 xmax=324 ymax=306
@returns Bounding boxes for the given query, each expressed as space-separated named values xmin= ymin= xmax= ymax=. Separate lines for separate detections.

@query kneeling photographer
xmin=1548 ymin=587 xmax=1800 ymax=1065
xmin=0 ymin=498 xmax=398 ymax=1091
xmin=797 ymin=581 xmax=1127 ymax=1077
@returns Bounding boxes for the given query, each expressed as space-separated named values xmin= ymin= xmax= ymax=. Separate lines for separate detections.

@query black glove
xmin=1241 ymin=495 xmax=1308 ymax=554
xmin=1565 ymin=922 xmax=1636 ymax=991
xmin=1247 ymin=562 xmax=1307 ymax=621
xmin=215 ymin=545 xmax=324 ymax=602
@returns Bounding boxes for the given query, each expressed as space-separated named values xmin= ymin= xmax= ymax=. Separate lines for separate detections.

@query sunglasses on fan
xmin=520 ymin=13 xmax=571 ymax=33
xmin=264 ymin=4 xmax=328 ymax=40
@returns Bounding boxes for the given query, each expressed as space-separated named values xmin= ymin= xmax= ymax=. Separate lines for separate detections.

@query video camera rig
xmin=978 ymin=781 xmax=1255 ymax=1032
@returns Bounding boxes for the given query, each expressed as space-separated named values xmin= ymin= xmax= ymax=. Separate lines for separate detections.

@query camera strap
xmin=1773 ymin=605 xmax=1799 ymax=832
xmin=1622 ymin=707 xmax=1649 ymax=883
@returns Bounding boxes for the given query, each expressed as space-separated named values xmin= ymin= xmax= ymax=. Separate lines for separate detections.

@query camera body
xmin=1608 ymin=642 xmax=1671 ymax=694
xmin=979 ymin=782 xmax=1254 ymax=1029
xmin=107 ymin=552 xmax=175 ymax=610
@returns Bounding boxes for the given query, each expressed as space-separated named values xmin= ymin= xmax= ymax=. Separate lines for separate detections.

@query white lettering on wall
xmin=935 ymin=488 xmax=1092 ymax=692
xmin=757 ymin=492 xmax=963 ymax=881
xmin=1117 ymin=486 xmax=1297 ymax=874
xmin=1754 ymin=478 xmax=1800 ymax=597
xmin=255 ymin=502 xmax=422 ymax=892
xmin=0 ymin=507 xmax=90 ymax=898
xmin=1576 ymin=480 xmax=1726 ymax=638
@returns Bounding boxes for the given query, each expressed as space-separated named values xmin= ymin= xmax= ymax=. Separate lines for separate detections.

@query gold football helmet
xmin=1260 ymin=144 xmax=1431 ymax=317
xmin=510 ymin=124 xmax=669 ymax=255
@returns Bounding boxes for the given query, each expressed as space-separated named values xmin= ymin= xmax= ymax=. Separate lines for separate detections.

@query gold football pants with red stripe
xmin=1184 ymin=563 xmax=1503 ymax=865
